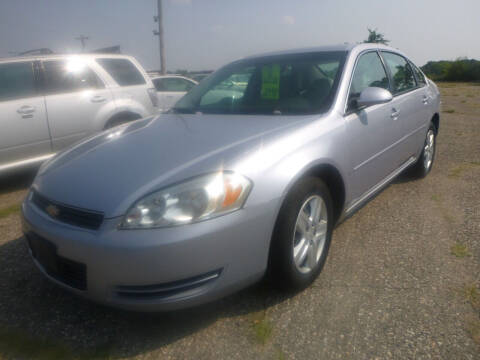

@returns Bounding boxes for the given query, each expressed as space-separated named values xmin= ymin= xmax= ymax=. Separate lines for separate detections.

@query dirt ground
xmin=0 ymin=82 xmax=478 ymax=359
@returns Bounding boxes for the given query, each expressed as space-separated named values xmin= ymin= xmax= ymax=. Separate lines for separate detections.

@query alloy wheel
xmin=423 ymin=129 xmax=435 ymax=170
xmin=292 ymin=195 xmax=328 ymax=274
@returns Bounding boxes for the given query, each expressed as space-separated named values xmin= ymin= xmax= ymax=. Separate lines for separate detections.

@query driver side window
xmin=199 ymin=67 xmax=253 ymax=107
xmin=348 ymin=52 xmax=390 ymax=111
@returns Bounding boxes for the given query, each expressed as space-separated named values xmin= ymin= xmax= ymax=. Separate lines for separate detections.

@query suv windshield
xmin=173 ymin=51 xmax=346 ymax=115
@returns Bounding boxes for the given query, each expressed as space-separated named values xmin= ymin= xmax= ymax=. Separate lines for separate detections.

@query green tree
xmin=364 ymin=28 xmax=390 ymax=45
xmin=421 ymin=59 xmax=480 ymax=82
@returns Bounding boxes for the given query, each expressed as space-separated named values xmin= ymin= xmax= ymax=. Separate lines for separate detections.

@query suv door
xmin=41 ymin=59 xmax=115 ymax=151
xmin=380 ymin=52 xmax=421 ymax=162
xmin=95 ymin=57 xmax=157 ymax=115
xmin=153 ymin=77 xmax=196 ymax=111
xmin=345 ymin=51 xmax=401 ymax=200
xmin=0 ymin=61 xmax=51 ymax=170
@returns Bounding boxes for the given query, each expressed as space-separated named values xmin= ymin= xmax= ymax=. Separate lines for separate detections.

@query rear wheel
xmin=269 ymin=177 xmax=333 ymax=291
xmin=409 ymin=123 xmax=436 ymax=178
xmin=104 ymin=113 xmax=141 ymax=129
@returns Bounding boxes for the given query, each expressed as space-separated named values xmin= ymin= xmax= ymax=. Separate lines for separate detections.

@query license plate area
xmin=26 ymin=232 xmax=87 ymax=291
xmin=27 ymin=232 xmax=58 ymax=274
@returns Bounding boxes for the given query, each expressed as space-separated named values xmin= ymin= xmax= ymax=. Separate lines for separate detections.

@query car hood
xmin=33 ymin=114 xmax=313 ymax=218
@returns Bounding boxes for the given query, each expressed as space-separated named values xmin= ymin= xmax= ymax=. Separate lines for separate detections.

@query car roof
xmin=0 ymin=53 xmax=137 ymax=63
xmin=243 ymin=43 xmax=404 ymax=60
xmin=151 ymin=75 xmax=198 ymax=83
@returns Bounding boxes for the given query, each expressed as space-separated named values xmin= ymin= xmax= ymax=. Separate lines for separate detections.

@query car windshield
xmin=172 ymin=51 xmax=347 ymax=115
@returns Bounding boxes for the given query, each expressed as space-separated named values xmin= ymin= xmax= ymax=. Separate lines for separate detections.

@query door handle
xmin=90 ymin=95 xmax=106 ymax=103
xmin=422 ymin=96 xmax=429 ymax=105
xmin=391 ymin=108 xmax=400 ymax=120
xmin=17 ymin=105 xmax=36 ymax=118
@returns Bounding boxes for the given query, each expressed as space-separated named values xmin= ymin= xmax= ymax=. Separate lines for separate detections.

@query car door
xmin=409 ymin=62 xmax=432 ymax=152
xmin=152 ymin=78 xmax=167 ymax=110
xmin=344 ymin=51 xmax=403 ymax=200
xmin=41 ymin=58 xmax=114 ymax=151
xmin=380 ymin=52 xmax=422 ymax=162
xmin=0 ymin=60 xmax=51 ymax=170
xmin=153 ymin=77 xmax=195 ymax=111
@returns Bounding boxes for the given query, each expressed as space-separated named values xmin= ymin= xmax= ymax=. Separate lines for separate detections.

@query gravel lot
xmin=0 ymin=83 xmax=479 ymax=359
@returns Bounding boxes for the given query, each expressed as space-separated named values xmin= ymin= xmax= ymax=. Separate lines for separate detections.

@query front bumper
xmin=21 ymin=196 xmax=277 ymax=311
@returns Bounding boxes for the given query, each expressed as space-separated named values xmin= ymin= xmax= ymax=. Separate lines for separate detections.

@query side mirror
xmin=356 ymin=87 xmax=393 ymax=108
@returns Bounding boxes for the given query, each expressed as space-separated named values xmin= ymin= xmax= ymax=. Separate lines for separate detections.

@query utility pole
xmin=153 ymin=0 xmax=166 ymax=74
xmin=75 ymin=35 xmax=89 ymax=52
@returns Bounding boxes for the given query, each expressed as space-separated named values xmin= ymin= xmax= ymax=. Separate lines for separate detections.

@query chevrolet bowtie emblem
xmin=45 ymin=204 xmax=60 ymax=218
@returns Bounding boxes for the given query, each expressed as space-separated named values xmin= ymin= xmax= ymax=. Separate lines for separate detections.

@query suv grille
xmin=32 ymin=191 xmax=104 ymax=230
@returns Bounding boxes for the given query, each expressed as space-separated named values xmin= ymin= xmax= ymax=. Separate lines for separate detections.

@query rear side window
xmin=348 ymin=52 xmax=389 ymax=109
xmin=43 ymin=60 xmax=103 ymax=94
xmin=381 ymin=52 xmax=416 ymax=94
xmin=96 ymin=58 xmax=146 ymax=86
xmin=0 ymin=62 xmax=36 ymax=101
xmin=411 ymin=63 xmax=426 ymax=86
xmin=153 ymin=77 xmax=195 ymax=92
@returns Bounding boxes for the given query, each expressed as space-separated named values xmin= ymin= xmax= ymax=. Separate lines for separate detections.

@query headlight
xmin=120 ymin=172 xmax=252 ymax=229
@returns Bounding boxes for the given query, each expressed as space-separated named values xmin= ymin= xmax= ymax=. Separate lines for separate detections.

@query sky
xmin=0 ymin=0 xmax=479 ymax=71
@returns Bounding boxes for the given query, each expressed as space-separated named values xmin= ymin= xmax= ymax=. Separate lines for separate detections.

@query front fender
xmin=231 ymin=114 xmax=351 ymax=245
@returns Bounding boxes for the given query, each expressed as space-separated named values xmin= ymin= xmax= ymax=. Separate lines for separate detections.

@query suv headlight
xmin=120 ymin=172 xmax=252 ymax=229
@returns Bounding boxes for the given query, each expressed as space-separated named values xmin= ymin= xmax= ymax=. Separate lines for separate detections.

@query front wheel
xmin=269 ymin=177 xmax=333 ymax=291
xmin=409 ymin=123 xmax=436 ymax=178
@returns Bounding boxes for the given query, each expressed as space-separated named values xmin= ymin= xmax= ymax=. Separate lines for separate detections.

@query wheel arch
xmin=304 ymin=163 xmax=346 ymax=224
xmin=103 ymin=111 xmax=143 ymax=129
xmin=266 ymin=161 xmax=346 ymax=280
xmin=275 ymin=161 xmax=347 ymax=227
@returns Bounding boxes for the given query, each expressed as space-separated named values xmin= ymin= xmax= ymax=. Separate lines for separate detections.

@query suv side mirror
xmin=356 ymin=87 xmax=393 ymax=108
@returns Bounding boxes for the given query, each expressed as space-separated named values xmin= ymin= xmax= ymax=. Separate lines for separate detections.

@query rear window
xmin=381 ymin=52 xmax=416 ymax=94
xmin=0 ymin=62 xmax=36 ymax=101
xmin=43 ymin=60 xmax=103 ymax=94
xmin=96 ymin=58 xmax=146 ymax=86
xmin=153 ymin=77 xmax=195 ymax=92
xmin=411 ymin=63 xmax=427 ymax=86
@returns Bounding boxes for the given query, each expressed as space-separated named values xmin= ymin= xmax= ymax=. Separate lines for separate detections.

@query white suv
xmin=0 ymin=54 xmax=158 ymax=172
xmin=151 ymin=75 xmax=197 ymax=111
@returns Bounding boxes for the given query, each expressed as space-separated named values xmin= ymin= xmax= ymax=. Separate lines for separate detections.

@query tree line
xmin=421 ymin=59 xmax=480 ymax=82
xmin=363 ymin=29 xmax=479 ymax=82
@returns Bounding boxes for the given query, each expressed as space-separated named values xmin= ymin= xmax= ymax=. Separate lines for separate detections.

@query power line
xmin=75 ymin=35 xmax=90 ymax=52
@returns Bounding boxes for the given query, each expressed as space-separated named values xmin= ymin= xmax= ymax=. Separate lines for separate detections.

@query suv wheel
xmin=269 ymin=177 xmax=333 ymax=291
xmin=104 ymin=113 xmax=141 ymax=129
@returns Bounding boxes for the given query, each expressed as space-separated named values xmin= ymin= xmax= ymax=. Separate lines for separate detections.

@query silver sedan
xmin=22 ymin=43 xmax=440 ymax=311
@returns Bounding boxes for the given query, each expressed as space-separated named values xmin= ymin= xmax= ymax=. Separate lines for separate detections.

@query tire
xmin=269 ymin=177 xmax=334 ymax=291
xmin=409 ymin=123 xmax=436 ymax=178
xmin=104 ymin=113 xmax=141 ymax=130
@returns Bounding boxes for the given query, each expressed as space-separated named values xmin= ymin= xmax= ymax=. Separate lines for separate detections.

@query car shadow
xmin=0 ymin=235 xmax=292 ymax=358
xmin=0 ymin=166 xmax=38 ymax=195
xmin=391 ymin=168 xmax=422 ymax=184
